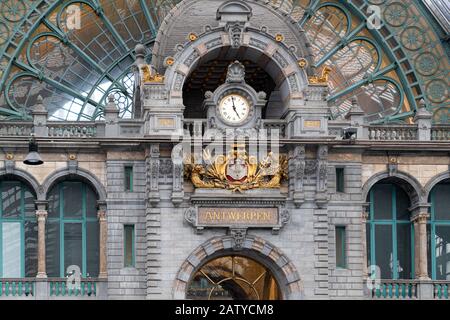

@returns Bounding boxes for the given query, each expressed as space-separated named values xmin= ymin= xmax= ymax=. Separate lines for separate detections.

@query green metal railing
xmin=0 ymin=279 xmax=35 ymax=297
xmin=49 ymin=279 xmax=97 ymax=297
xmin=370 ymin=280 xmax=417 ymax=299
xmin=434 ymin=283 xmax=449 ymax=300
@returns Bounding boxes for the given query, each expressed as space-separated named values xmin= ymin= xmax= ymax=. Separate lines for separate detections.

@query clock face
xmin=218 ymin=94 xmax=251 ymax=125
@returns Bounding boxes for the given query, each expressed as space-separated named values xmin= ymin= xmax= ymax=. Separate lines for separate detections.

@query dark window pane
xmin=124 ymin=166 xmax=133 ymax=192
xmin=46 ymin=222 xmax=60 ymax=277
xmin=336 ymin=168 xmax=344 ymax=193
xmin=63 ymin=182 xmax=82 ymax=218
xmin=87 ymin=221 xmax=99 ymax=277
xmin=24 ymin=221 xmax=38 ymax=277
xmin=124 ymin=225 xmax=134 ymax=267
xmin=335 ymin=226 xmax=346 ymax=268
xmin=435 ymin=226 xmax=450 ymax=280
xmin=373 ymin=184 xmax=392 ymax=220
xmin=86 ymin=185 xmax=98 ymax=218
xmin=433 ymin=183 xmax=450 ymax=220
xmin=375 ymin=225 xmax=393 ymax=279
xmin=396 ymin=187 xmax=410 ymax=220
xmin=64 ymin=223 xmax=82 ymax=276
xmin=24 ymin=189 xmax=36 ymax=218
xmin=397 ymin=223 xmax=412 ymax=279
xmin=1 ymin=181 xmax=21 ymax=218
xmin=47 ymin=186 xmax=60 ymax=218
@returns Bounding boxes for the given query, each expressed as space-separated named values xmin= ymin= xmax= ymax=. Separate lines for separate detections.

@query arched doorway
xmin=186 ymin=255 xmax=281 ymax=300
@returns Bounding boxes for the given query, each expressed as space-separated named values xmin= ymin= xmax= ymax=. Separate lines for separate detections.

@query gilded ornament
xmin=275 ymin=34 xmax=284 ymax=42
xmin=184 ymin=149 xmax=288 ymax=192
xmin=298 ymin=58 xmax=308 ymax=69
xmin=188 ymin=33 xmax=198 ymax=41
xmin=140 ymin=65 xmax=165 ymax=84
xmin=308 ymin=66 xmax=332 ymax=85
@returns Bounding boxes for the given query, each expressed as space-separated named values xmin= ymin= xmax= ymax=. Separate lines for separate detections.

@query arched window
xmin=46 ymin=181 xmax=99 ymax=278
xmin=0 ymin=179 xmax=37 ymax=277
xmin=428 ymin=180 xmax=450 ymax=280
xmin=367 ymin=183 xmax=413 ymax=279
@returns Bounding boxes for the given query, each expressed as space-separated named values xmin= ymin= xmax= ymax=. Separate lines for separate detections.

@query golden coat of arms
xmin=184 ymin=149 xmax=288 ymax=191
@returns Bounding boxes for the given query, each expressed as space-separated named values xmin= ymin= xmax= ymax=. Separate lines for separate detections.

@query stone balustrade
xmin=367 ymin=125 xmax=418 ymax=141
xmin=47 ymin=122 xmax=98 ymax=138
xmin=431 ymin=125 xmax=450 ymax=141
xmin=0 ymin=122 xmax=33 ymax=136
xmin=0 ymin=118 xmax=449 ymax=141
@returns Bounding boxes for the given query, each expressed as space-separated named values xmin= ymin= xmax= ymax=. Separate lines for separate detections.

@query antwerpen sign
xmin=198 ymin=207 xmax=278 ymax=226
xmin=185 ymin=206 xmax=290 ymax=234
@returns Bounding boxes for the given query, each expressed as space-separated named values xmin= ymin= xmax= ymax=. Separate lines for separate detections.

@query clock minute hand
xmin=231 ymin=96 xmax=240 ymax=119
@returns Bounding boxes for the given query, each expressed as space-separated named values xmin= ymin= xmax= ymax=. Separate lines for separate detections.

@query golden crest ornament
xmin=184 ymin=149 xmax=288 ymax=192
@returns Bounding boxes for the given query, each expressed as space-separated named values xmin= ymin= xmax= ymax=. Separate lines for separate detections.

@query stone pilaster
xmin=361 ymin=206 xmax=369 ymax=278
xmin=97 ymin=202 xmax=108 ymax=279
xmin=35 ymin=201 xmax=48 ymax=278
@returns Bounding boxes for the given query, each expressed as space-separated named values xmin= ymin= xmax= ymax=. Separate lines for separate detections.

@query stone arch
xmin=0 ymin=167 xmax=42 ymax=199
xmin=173 ymin=235 xmax=303 ymax=300
xmin=424 ymin=171 xmax=450 ymax=201
xmin=41 ymin=167 xmax=106 ymax=202
xmin=153 ymin=0 xmax=313 ymax=71
xmin=164 ymin=29 xmax=307 ymax=105
xmin=362 ymin=170 xmax=425 ymax=206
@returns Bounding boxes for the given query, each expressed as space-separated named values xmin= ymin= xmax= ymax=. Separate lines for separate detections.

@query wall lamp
xmin=23 ymin=134 xmax=44 ymax=166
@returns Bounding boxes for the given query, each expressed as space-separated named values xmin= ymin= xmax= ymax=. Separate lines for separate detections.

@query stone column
xmin=35 ymin=201 xmax=48 ymax=278
xmin=412 ymin=210 xmax=430 ymax=280
xmin=418 ymin=213 xmax=430 ymax=280
xmin=97 ymin=202 xmax=108 ymax=279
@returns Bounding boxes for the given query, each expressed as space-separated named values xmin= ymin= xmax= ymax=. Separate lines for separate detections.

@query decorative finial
xmin=419 ymin=98 xmax=426 ymax=109
xmin=33 ymin=95 xmax=47 ymax=113
xmin=135 ymin=44 xmax=146 ymax=57
xmin=108 ymin=94 xmax=115 ymax=103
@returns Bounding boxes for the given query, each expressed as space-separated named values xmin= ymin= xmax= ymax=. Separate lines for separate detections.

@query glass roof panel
xmin=0 ymin=0 xmax=447 ymax=123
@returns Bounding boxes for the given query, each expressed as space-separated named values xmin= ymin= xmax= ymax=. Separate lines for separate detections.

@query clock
xmin=218 ymin=94 xmax=251 ymax=125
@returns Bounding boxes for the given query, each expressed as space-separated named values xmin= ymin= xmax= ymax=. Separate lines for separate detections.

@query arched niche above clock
xmin=202 ymin=61 xmax=267 ymax=130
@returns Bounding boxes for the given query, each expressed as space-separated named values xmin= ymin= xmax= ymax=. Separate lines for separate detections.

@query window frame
xmin=428 ymin=184 xmax=450 ymax=280
xmin=47 ymin=181 xmax=99 ymax=278
xmin=367 ymin=184 xmax=415 ymax=279
xmin=0 ymin=180 xmax=36 ymax=278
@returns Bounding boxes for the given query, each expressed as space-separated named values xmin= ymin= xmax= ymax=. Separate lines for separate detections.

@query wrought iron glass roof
xmin=0 ymin=0 xmax=448 ymax=123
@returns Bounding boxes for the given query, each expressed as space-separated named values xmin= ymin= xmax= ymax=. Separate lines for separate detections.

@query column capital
xmin=409 ymin=202 xmax=431 ymax=216
xmin=97 ymin=210 xmax=107 ymax=221
xmin=36 ymin=210 xmax=48 ymax=221
xmin=35 ymin=200 xmax=48 ymax=211
xmin=411 ymin=212 xmax=429 ymax=223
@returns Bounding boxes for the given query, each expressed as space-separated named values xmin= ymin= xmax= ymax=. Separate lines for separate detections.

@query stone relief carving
xmin=226 ymin=61 xmax=246 ymax=83
xmin=316 ymin=145 xmax=328 ymax=193
xmin=227 ymin=22 xmax=245 ymax=48
xmin=230 ymin=228 xmax=247 ymax=250
xmin=148 ymin=144 xmax=160 ymax=204
xmin=184 ymin=207 xmax=197 ymax=225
